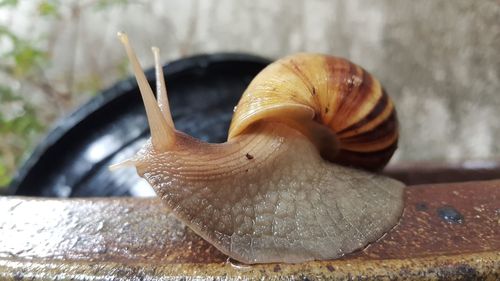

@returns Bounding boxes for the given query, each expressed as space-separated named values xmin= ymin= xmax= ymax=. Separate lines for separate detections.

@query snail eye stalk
xmin=117 ymin=32 xmax=174 ymax=151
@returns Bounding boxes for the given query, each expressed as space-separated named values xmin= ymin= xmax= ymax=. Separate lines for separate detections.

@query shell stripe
xmin=322 ymin=60 xmax=358 ymax=126
xmin=339 ymin=111 xmax=398 ymax=151
xmin=283 ymin=59 xmax=321 ymax=108
xmin=333 ymin=141 xmax=398 ymax=170
xmin=330 ymin=65 xmax=372 ymax=129
xmin=337 ymin=91 xmax=389 ymax=136
xmin=326 ymin=64 xmax=384 ymax=136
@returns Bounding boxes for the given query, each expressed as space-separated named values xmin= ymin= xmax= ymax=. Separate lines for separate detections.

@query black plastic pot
xmin=9 ymin=53 xmax=270 ymax=197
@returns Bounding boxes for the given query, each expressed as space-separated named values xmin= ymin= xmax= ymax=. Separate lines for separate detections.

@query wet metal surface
xmin=384 ymin=160 xmax=500 ymax=185
xmin=0 ymin=180 xmax=499 ymax=279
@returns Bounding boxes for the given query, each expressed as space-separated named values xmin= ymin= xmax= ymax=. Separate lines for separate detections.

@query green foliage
xmin=37 ymin=0 xmax=60 ymax=17
xmin=0 ymin=86 xmax=44 ymax=188
xmin=0 ymin=4 xmax=49 ymax=189
xmin=0 ymin=0 xmax=18 ymax=7
xmin=0 ymin=86 xmax=43 ymax=134
xmin=94 ymin=0 xmax=129 ymax=10
xmin=0 ymin=165 xmax=8 ymax=187
xmin=0 ymin=26 xmax=48 ymax=77
xmin=0 ymin=2 xmax=48 ymax=190
xmin=0 ymin=0 xmax=132 ymax=191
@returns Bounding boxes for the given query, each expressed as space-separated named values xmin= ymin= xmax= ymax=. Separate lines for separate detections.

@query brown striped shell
xmin=228 ymin=53 xmax=398 ymax=171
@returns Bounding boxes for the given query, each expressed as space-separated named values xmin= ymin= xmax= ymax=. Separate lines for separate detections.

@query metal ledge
xmin=0 ymin=180 xmax=499 ymax=280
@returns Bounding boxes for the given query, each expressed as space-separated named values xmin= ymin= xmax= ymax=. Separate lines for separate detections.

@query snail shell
xmin=229 ymin=53 xmax=398 ymax=171
xmin=113 ymin=33 xmax=405 ymax=264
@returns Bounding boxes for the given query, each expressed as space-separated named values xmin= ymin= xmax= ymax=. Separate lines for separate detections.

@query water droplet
xmin=437 ymin=206 xmax=464 ymax=224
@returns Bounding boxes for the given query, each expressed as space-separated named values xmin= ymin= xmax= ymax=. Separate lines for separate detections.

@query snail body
xmin=113 ymin=33 xmax=404 ymax=264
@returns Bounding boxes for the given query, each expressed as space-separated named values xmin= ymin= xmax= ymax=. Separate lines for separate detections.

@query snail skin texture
xmin=112 ymin=32 xmax=405 ymax=264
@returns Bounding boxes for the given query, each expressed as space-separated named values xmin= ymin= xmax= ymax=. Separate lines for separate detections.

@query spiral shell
xmin=228 ymin=53 xmax=398 ymax=170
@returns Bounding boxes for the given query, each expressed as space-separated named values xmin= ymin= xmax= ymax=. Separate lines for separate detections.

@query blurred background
xmin=0 ymin=0 xmax=499 ymax=192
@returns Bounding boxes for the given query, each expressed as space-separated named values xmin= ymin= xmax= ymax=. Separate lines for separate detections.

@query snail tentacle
xmin=108 ymin=158 xmax=135 ymax=171
xmin=152 ymin=46 xmax=175 ymax=129
xmin=117 ymin=32 xmax=174 ymax=151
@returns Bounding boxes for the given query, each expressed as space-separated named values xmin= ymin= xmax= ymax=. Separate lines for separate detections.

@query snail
xmin=111 ymin=32 xmax=405 ymax=264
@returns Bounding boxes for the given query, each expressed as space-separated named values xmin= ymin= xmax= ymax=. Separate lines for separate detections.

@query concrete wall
xmin=5 ymin=0 xmax=500 ymax=163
